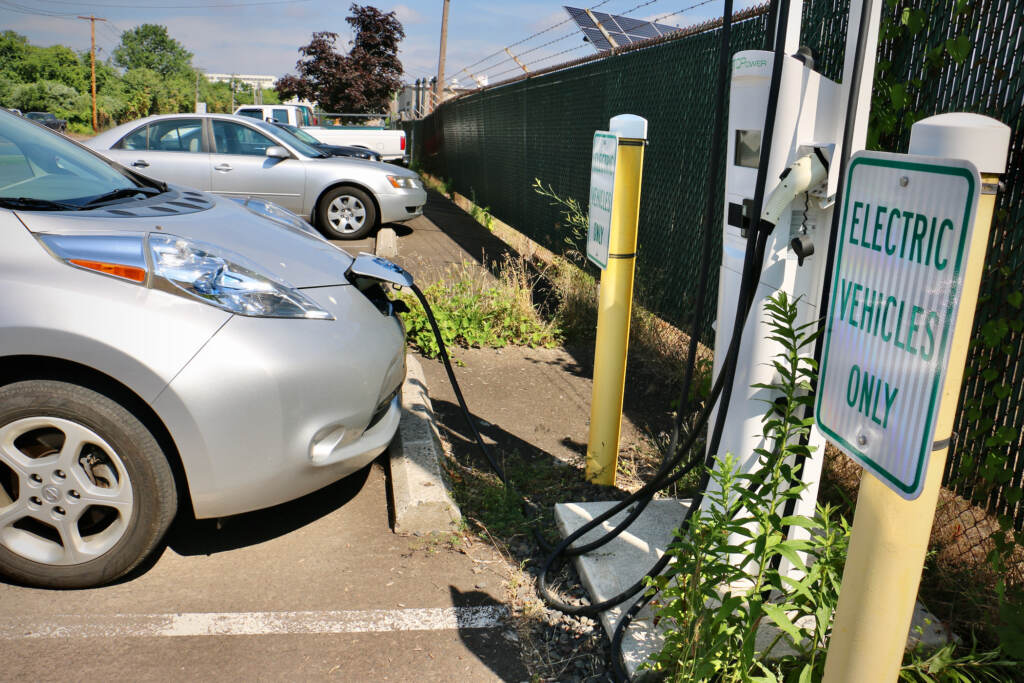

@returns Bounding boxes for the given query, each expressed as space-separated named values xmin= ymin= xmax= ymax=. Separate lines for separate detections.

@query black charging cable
xmin=407 ymin=282 xmax=553 ymax=551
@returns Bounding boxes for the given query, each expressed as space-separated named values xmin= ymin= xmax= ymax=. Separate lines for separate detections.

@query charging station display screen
xmin=734 ymin=129 xmax=761 ymax=168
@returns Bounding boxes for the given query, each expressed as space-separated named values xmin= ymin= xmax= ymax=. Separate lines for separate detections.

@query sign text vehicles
xmin=816 ymin=151 xmax=979 ymax=500
xmin=587 ymin=131 xmax=618 ymax=269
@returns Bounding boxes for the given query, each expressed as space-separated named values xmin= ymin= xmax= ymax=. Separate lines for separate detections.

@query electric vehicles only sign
xmin=816 ymin=151 xmax=980 ymax=500
xmin=587 ymin=131 xmax=617 ymax=269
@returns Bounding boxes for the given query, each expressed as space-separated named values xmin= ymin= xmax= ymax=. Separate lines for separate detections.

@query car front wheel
xmin=317 ymin=185 xmax=378 ymax=240
xmin=0 ymin=381 xmax=177 ymax=589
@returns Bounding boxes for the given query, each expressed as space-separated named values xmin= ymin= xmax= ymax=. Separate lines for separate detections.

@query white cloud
xmin=391 ymin=4 xmax=426 ymax=25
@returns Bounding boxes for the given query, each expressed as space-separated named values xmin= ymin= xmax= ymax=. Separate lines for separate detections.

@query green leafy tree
xmin=113 ymin=24 xmax=193 ymax=78
xmin=6 ymin=80 xmax=79 ymax=114
xmin=276 ymin=4 xmax=404 ymax=113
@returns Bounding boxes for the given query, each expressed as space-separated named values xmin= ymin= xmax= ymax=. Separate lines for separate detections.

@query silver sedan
xmin=87 ymin=114 xmax=427 ymax=240
xmin=0 ymin=109 xmax=408 ymax=588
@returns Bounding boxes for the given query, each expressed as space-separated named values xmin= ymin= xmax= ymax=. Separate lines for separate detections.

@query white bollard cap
xmin=610 ymin=114 xmax=648 ymax=140
xmin=909 ymin=113 xmax=1010 ymax=174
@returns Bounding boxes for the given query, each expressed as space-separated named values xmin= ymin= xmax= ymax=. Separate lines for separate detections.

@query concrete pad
xmin=555 ymin=500 xmax=952 ymax=679
xmin=554 ymin=500 xmax=690 ymax=676
xmin=388 ymin=354 xmax=462 ymax=535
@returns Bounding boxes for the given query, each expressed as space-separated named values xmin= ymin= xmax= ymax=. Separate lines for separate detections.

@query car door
xmin=107 ymin=118 xmax=211 ymax=191
xmin=209 ymin=120 xmax=306 ymax=213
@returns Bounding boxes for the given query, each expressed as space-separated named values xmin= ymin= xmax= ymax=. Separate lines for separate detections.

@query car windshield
xmin=0 ymin=111 xmax=153 ymax=208
xmin=25 ymin=112 xmax=52 ymax=121
xmin=276 ymin=123 xmax=322 ymax=146
xmin=250 ymin=119 xmax=325 ymax=158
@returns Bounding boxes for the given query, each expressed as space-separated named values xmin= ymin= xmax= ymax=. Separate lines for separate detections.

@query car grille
xmin=367 ymin=388 xmax=399 ymax=431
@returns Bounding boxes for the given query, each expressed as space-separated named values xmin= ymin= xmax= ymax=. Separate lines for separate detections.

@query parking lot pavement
xmin=0 ymin=463 xmax=527 ymax=682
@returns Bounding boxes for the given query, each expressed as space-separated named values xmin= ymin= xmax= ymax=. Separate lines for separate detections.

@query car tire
xmin=0 ymin=380 xmax=177 ymax=589
xmin=317 ymin=185 xmax=377 ymax=240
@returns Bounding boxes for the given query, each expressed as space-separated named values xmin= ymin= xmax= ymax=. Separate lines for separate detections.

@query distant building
xmin=204 ymin=73 xmax=278 ymax=91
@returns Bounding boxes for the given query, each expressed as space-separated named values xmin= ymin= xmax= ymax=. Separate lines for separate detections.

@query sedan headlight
xmin=150 ymin=234 xmax=332 ymax=319
xmin=37 ymin=232 xmax=333 ymax=320
xmin=386 ymin=175 xmax=422 ymax=190
xmin=230 ymin=196 xmax=321 ymax=238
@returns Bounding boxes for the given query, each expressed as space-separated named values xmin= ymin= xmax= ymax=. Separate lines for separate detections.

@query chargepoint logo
xmin=732 ymin=55 xmax=769 ymax=72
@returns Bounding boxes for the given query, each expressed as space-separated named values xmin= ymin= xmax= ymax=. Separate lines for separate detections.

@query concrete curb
xmin=376 ymin=226 xmax=398 ymax=258
xmin=387 ymin=354 xmax=463 ymax=535
xmin=375 ymin=225 xmax=462 ymax=534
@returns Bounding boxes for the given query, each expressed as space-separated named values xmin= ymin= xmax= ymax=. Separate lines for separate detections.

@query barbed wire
xmin=444 ymin=0 xmax=619 ymax=85
xmin=452 ymin=0 xmax=726 ymax=89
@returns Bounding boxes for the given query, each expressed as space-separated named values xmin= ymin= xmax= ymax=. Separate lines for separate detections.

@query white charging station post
xmin=709 ymin=0 xmax=881 ymax=566
xmin=822 ymin=114 xmax=1010 ymax=682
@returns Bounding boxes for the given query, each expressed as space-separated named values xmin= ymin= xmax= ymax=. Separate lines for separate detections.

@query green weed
xmin=646 ymin=292 xmax=1018 ymax=682
xmin=399 ymin=259 xmax=561 ymax=359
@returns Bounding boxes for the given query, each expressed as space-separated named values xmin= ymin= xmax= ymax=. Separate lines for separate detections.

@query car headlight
xmin=386 ymin=175 xmax=421 ymax=190
xmin=37 ymin=232 xmax=333 ymax=320
xmin=149 ymin=234 xmax=333 ymax=319
xmin=230 ymin=196 xmax=321 ymax=238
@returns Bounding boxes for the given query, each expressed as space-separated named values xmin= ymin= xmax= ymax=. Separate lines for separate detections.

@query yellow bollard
xmin=823 ymin=114 xmax=1010 ymax=682
xmin=586 ymin=119 xmax=647 ymax=486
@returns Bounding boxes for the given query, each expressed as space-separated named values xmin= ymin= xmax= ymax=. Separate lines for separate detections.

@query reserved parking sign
xmin=587 ymin=131 xmax=617 ymax=269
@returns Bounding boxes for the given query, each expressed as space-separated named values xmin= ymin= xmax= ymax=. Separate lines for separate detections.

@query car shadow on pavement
xmin=164 ymin=464 xmax=372 ymax=556
xmin=450 ymin=585 xmax=531 ymax=680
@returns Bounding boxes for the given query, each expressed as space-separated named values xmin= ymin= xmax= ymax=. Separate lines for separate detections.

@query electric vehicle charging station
xmin=550 ymin=0 xmax=888 ymax=675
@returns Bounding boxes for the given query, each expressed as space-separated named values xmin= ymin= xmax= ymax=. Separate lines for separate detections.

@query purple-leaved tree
xmin=275 ymin=4 xmax=404 ymax=114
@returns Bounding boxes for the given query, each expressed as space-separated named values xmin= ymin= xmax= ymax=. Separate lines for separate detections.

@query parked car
xmin=24 ymin=111 xmax=67 ymax=132
xmin=4 ymin=108 xmax=22 ymax=117
xmin=302 ymin=123 xmax=407 ymax=164
xmin=270 ymin=122 xmax=383 ymax=162
xmin=0 ymin=108 xmax=408 ymax=589
xmin=235 ymin=105 xmax=405 ymax=163
xmin=86 ymin=113 xmax=426 ymax=239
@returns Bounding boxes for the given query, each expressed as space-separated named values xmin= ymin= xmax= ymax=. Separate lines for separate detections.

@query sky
xmin=0 ymin=0 xmax=759 ymax=87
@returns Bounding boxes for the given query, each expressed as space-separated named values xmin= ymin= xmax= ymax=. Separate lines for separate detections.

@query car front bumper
xmin=378 ymin=186 xmax=427 ymax=224
xmin=152 ymin=284 xmax=407 ymax=519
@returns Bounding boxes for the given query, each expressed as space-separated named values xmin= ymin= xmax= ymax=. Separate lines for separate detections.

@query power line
xmin=24 ymin=0 xmax=313 ymax=7
xmin=0 ymin=1 xmax=78 ymax=17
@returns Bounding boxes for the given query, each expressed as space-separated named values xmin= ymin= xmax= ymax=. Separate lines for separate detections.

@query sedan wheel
xmin=0 ymin=381 xmax=176 ymax=588
xmin=318 ymin=186 xmax=378 ymax=240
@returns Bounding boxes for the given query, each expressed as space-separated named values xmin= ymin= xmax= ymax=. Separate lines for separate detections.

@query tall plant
xmin=645 ymin=292 xmax=1017 ymax=681
xmin=645 ymin=291 xmax=844 ymax=681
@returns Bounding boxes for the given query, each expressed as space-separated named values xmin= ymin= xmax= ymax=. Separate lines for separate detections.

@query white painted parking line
xmin=0 ymin=606 xmax=508 ymax=639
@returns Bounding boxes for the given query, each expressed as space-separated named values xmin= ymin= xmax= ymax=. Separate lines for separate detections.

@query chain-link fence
xmin=404 ymin=0 xmax=1024 ymax=533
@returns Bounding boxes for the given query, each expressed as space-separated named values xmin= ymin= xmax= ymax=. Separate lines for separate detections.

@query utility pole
xmin=434 ymin=0 xmax=450 ymax=111
xmin=78 ymin=15 xmax=107 ymax=132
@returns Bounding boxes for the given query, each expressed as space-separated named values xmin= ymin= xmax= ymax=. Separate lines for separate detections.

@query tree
xmin=113 ymin=24 xmax=193 ymax=78
xmin=276 ymin=4 xmax=404 ymax=114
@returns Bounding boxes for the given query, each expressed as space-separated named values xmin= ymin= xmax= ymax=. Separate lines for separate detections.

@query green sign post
xmin=587 ymin=131 xmax=618 ymax=269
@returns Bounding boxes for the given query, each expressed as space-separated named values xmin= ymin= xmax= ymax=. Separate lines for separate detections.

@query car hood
xmin=16 ymin=191 xmax=356 ymax=288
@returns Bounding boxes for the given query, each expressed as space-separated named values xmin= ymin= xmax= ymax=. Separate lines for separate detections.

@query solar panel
xmin=564 ymin=6 xmax=680 ymax=51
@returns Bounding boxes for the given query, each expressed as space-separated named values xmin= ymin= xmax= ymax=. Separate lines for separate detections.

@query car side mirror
xmin=265 ymin=146 xmax=290 ymax=159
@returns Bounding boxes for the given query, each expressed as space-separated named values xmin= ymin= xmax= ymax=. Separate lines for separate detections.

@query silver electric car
xmin=86 ymin=114 xmax=426 ymax=240
xmin=0 ymin=110 xmax=406 ymax=589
